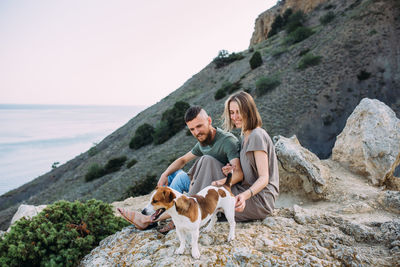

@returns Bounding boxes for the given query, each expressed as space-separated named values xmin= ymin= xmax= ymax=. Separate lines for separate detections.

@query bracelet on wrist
xmin=249 ymin=188 xmax=254 ymax=198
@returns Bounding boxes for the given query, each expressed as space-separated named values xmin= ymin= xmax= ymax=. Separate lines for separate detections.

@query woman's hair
xmin=222 ymin=91 xmax=262 ymax=133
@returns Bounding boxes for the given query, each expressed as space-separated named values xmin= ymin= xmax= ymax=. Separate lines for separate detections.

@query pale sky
xmin=0 ymin=0 xmax=276 ymax=106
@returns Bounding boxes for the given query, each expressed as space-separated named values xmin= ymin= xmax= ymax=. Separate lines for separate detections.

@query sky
xmin=0 ymin=0 xmax=277 ymax=106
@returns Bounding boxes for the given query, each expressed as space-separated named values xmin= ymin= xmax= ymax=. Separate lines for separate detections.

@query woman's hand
xmin=235 ymin=193 xmax=247 ymax=212
xmin=211 ymin=178 xmax=226 ymax=186
xmin=221 ymin=163 xmax=234 ymax=176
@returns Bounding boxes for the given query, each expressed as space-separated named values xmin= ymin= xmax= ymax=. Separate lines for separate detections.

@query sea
xmin=0 ymin=104 xmax=146 ymax=196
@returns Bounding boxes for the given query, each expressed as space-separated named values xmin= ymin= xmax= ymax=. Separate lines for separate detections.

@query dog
xmin=143 ymin=173 xmax=236 ymax=259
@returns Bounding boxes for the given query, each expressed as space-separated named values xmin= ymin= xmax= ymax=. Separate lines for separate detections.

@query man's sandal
xmin=158 ymin=221 xmax=175 ymax=234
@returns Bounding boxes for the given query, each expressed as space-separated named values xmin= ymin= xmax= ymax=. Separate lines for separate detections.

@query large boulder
xmin=273 ymin=135 xmax=330 ymax=200
xmin=332 ymin=98 xmax=400 ymax=188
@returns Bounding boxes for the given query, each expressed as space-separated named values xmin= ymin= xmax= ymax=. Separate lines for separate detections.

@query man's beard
xmin=198 ymin=129 xmax=213 ymax=146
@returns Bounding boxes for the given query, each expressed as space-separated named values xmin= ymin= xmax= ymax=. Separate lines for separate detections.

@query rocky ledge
xmin=79 ymin=98 xmax=399 ymax=266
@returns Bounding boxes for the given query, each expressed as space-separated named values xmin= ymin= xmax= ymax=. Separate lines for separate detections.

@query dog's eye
xmin=152 ymin=200 xmax=158 ymax=204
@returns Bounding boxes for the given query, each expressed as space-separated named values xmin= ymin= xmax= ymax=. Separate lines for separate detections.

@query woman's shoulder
xmin=249 ymin=127 xmax=270 ymax=139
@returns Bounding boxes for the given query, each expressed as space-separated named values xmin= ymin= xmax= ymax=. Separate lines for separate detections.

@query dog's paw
xmin=175 ymin=247 xmax=185 ymax=255
xmin=228 ymin=233 xmax=235 ymax=242
xmin=191 ymin=248 xmax=200 ymax=259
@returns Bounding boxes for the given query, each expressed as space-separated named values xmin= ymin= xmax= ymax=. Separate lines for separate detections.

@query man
xmin=117 ymin=106 xmax=243 ymax=231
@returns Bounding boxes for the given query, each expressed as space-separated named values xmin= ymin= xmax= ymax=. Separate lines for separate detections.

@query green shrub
xmin=249 ymin=51 xmax=263 ymax=69
xmin=123 ymin=173 xmax=157 ymax=198
xmin=271 ymin=47 xmax=288 ymax=58
xmin=298 ymin=53 xmax=322 ymax=70
xmin=255 ymin=75 xmax=281 ymax=97
xmin=320 ymin=11 xmax=335 ymax=25
xmin=213 ymin=50 xmax=244 ymax=68
xmin=357 ymin=70 xmax=371 ymax=81
xmin=127 ymin=158 xmax=138 ymax=168
xmin=214 ymin=81 xmax=241 ymax=100
xmin=104 ymin=156 xmax=127 ymax=174
xmin=299 ymin=48 xmax=310 ymax=57
xmin=285 ymin=26 xmax=314 ymax=45
xmin=152 ymin=101 xmax=190 ymax=145
xmin=0 ymin=199 xmax=129 ymax=267
xmin=129 ymin=123 xmax=155 ymax=150
xmin=285 ymin=11 xmax=306 ymax=33
xmin=88 ymin=143 xmax=98 ymax=157
xmin=85 ymin=163 xmax=105 ymax=182
xmin=268 ymin=14 xmax=284 ymax=37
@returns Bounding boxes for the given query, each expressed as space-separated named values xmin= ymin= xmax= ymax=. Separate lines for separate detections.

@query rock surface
xmin=8 ymin=204 xmax=47 ymax=231
xmin=274 ymin=135 xmax=330 ymax=199
xmin=332 ymin=98 xmax=400 ymax=187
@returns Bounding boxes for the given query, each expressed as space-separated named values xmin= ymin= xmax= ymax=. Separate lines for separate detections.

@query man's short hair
xmin=185 ymin=106 xmax=203 ymax=122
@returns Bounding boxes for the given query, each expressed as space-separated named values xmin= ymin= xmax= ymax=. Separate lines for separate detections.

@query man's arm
xmin=157 ymin=151 xmax=197 ymax=186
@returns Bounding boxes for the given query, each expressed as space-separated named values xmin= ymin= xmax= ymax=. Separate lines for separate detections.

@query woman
xmin=215 ymin=91 xmax=279 ymax=221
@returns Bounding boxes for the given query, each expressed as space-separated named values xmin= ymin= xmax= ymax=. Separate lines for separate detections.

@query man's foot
xmin=158 ymin=220 xmax=175 ymax=234
xmin=117 ymin=208 xmax=151 ymax=230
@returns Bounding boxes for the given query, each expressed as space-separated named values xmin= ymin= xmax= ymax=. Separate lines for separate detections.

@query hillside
xmin=1 ymin=0 xmax=399 ymax=230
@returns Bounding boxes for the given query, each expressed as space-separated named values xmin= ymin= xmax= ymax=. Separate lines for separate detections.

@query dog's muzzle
xmin=151 ymin=208 xmax=166 ymax=221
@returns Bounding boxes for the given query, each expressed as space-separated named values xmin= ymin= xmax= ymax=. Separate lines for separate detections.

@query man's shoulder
xmin=216 ymin=128 xmax=238 ymax=141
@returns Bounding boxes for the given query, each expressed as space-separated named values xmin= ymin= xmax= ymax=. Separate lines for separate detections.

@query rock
xmin=250 ymin=0 xmax=329 ymax=46
xmin=8 ymin=204 xmax=47 ymax=231
xmin=274 ymin=135 xmax=330 ymax=199
xmin=332 ymin=98 xmax=400 ymax=187
xmin=377 ymin=191 xmax=400 ymax=214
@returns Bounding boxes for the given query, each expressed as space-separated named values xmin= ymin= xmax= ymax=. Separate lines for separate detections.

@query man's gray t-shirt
xmin=191 ymin=128 xmax=240 ymax=164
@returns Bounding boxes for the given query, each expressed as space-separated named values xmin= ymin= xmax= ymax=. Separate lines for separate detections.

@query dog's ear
xmin=163 ymin=188 xmax=176 ymax=203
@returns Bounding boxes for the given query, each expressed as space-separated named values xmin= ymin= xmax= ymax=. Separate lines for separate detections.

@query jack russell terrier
xmin=143 ymin=173 xmax=236 ymax=259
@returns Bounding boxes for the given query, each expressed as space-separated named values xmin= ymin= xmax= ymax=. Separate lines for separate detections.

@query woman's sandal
xmin=158 ymin=220 xmax=175 ymax=234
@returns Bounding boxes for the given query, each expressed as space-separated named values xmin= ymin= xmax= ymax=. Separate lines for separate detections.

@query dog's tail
xmin=224 ymin=172 xmax=232 ymax=188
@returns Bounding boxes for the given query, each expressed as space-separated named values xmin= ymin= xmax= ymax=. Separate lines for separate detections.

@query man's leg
xmin=169 ymin=170 xmax=191 ymax=193
xmin=188 ymin=155 xmax=225 ymax=195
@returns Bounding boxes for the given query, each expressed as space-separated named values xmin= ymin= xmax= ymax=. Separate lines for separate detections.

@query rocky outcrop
xmin=274 ymin=135 xmax=329 ymax=199
xmin=250 ymin=0 xmax=328 ymax=46
xmin=79 ymin=98 xmax=400 ymax=266
xmin=332 ymin=98 xmax=400 ymax=188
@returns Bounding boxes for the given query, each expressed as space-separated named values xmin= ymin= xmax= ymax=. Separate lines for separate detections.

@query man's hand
xmin=157 ymin=174 xmax=168 ymax=187
xmin=235 ymin=193 xmax=246 ymax=212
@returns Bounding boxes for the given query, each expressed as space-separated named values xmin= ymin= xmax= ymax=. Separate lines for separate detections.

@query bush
xmin=285 ymin=26 xmax=314 ymax=45
xmin=127 ymin=158 xmax=138 ymax=168
xmin=0 ymin=199 xmax=129 ymax=267
xmin=123 ymin=173 xmax=158 ymax=198
xmin=298 ymin=53 xmax=322 ymax=70
xmin=268 ymin=14 xmax=284 ymax=37
xmin=85 ymin=163 xmax=105 ymax=182
xmin=129 ymin=123 xmax=155 ymax=150
xmin=320 ymin=11 xmax=335 ymax=25
xmin=357 ymin=70 xmax=371 ymax=81
xmin=285 ymin=11 xmax=306 ymax=33
xmin=213 ymin=50 xmax=244 ymax=69
xmin=153 ymin=101 xmax=190 ymax=144
xmin=255 ymin=75 xmax=281 ymax=97
xmin=249 ymin=51 xmax=263 ymax=69
xmin=214 ymin=81 xmax=241 ymax=100
xmin=88 ymin=143 xmax=98 ymax=157
xmin=104 ymin=156 xmax=127 ymax=174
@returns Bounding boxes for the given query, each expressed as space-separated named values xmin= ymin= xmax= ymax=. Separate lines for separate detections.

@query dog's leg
xmin=175 ymin=227 xmax=186 ymax=255
xmin=224 ymin=206 xmax=236 ymax=241
xmin=190 ymin=229 xmax=200 ymax=259
xmin=202 ymin=214 xmax=217 ymax=232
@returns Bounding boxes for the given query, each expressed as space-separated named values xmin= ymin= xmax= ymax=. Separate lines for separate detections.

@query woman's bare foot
xmin=117 ymin=208 xmax=152 ymax=230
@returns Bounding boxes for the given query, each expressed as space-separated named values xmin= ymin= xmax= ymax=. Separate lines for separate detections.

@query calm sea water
xmin=0 ymin=104 xmax=145 ymax=195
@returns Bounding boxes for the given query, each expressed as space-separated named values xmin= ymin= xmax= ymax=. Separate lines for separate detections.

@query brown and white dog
xmin=143 ymin=173 xmax=236 ymax=259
